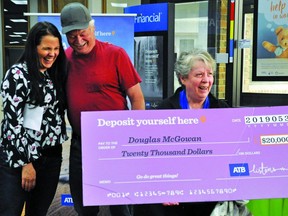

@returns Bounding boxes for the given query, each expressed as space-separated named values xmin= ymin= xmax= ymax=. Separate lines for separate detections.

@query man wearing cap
xmin=60 ymin=2 xmax=145 ymax=216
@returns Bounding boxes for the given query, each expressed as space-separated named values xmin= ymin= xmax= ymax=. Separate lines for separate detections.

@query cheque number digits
xmin=245 ymin=114 xmax=288 ymax=124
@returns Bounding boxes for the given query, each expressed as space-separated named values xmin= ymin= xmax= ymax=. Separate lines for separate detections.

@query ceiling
xmin=3 ymin=0 xmax=207 ymax=46
xmin=106 ymin=0 xmax=141 ymax=13
xmin=3 ymin=0 xmax=142 ymax=45
xmin=3 ymin=0 xmax=28 ymax=46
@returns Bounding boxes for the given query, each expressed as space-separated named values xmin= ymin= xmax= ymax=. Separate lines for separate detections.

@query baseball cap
xmin=60 ymin=2 xmax=92 ymax=34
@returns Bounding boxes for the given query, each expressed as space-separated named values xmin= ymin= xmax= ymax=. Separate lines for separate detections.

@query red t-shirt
xmin=66 ymin=40 xmax=142 ymax=136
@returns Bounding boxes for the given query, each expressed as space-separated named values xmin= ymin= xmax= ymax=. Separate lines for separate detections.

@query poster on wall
xmin=254 ymin=0 xmax=288 ymax=81
xmin=134 ymin=35 xmax=164 ymax=100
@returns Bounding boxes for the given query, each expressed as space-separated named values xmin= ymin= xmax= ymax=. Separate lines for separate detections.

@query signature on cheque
xmin=250 ymin=162 xmax=288 ymax=175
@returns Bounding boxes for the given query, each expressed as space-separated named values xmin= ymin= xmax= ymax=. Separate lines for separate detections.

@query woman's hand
xmin=21 ymin=163 xmax=36 ymax=191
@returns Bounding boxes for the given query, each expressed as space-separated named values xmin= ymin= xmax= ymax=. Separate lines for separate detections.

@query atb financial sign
xmin=124 ymin=3 xmax=168 ymax=32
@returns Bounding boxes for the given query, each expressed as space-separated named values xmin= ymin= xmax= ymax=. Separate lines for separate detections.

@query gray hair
xmin=174 ymin=49 xmax=216 ymax=85
xmin=89 ymin=19 xmax=95 ymax=27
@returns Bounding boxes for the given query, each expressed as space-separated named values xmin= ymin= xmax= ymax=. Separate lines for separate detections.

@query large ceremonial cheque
xmin=81 ymin=106 xmax=288 ymax=206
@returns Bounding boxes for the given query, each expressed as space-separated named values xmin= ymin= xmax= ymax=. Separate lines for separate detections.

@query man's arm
xmin=126 ymin=83 xmax=145 ymax=110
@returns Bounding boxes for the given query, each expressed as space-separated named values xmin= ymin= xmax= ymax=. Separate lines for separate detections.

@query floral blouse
xmin=0 ymin=62 xmax=67 ymax=168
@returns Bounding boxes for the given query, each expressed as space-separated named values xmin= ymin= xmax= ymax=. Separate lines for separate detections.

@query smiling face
xmin=37 ymin=35 xmax=60 ymax=72
xmin=180 ymin=60 xmax=214 ymax=106
xmin=66 ymin=25 xmax=95 ymax=55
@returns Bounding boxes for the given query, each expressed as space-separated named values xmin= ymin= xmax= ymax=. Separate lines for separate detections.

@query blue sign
xmin=124 ymin=3 xmax=168 ymax=32
xmin=61 ymin=194 xmax=74 ymax=206
xmin=37 ymin=15 xmax=135 ymax=61
xmin=229 ymin=163 xmax=250 ymax=177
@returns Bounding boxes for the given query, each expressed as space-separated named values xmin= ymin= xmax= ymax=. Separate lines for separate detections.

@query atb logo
xmin=229 ymin=163 xmax=249 ymax=176
xmin=61 ymin=194 xmax=74 ymax=206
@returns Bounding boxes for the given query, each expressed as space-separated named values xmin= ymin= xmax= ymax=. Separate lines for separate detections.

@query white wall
xmin=89 ymin=0 xmax=102 ymax=13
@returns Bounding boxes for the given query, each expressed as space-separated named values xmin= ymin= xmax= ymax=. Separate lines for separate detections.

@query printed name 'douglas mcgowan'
xmin=128 ymin=136 xmax=202 ymax=144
